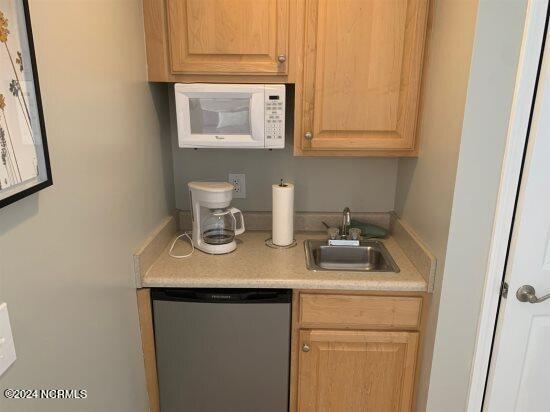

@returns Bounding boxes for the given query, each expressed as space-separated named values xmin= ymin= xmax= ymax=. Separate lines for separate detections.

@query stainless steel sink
xmin=304 ymin=239 xmax=400 ymax=273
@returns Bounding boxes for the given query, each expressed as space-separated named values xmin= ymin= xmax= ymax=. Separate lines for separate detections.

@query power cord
xmin=168 ymin=232 xmax=194 ymax=258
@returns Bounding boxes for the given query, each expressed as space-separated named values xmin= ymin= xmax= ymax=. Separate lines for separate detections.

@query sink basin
xmin=304 ymin=239 xmax=400 ymax=273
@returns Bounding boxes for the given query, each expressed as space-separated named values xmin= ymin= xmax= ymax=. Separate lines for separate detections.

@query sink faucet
xmin=341 ymin=207 xmax=351 ymax=238
xmin=326 ymin=207 xmax=358 ymax=246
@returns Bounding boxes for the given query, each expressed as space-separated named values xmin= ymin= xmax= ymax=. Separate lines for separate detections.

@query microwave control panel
xmin=264 ymin=85 xmax=285 ymax=148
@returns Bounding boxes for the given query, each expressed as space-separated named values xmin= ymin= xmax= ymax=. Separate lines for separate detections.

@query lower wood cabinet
xmin=297 ymin=330 xmax=418 ymax=411
xmin=291 ymin=291 xmax=424 ymax=412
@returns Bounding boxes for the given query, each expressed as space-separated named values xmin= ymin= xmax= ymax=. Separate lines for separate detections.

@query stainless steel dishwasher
xmin=152 ymin=288 xmax=291 ymax=412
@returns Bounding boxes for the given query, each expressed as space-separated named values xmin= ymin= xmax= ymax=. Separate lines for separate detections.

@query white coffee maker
xmin=188 ymin=181 xmax=245 ymax=254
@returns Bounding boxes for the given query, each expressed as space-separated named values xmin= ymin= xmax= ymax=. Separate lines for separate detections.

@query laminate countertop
xmin=141 ymin=231 xmax=428 ymax=292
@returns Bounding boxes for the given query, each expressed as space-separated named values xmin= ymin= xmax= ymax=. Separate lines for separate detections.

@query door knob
xmin=516 ymin=284 xmax=550 ymax=303
xmin=304 ymin=131 xmax=313 ymax=140
xmin=277 ymin=55 xmax=287 ymax=63
xmin=302 ymin=344 xmax=310 ymax=353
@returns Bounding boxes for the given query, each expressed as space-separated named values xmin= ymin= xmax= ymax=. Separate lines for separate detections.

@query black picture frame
xmin=0 ymin=0 xmax=52 ymax=209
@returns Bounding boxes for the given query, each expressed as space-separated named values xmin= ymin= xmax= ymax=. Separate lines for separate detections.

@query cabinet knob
xmin=277 ymin=55 xmax=287 ymax=63
xmin=304 ymin=131 xmax=313 ymax=140
xmin=302 ymin=344 xmax=310 ymax=353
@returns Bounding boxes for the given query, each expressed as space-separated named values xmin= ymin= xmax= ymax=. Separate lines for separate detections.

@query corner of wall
xmin=392 ymin=0 xmax=481 ymax=409
xmin=424 ymin=0 xmax=528 ymax=410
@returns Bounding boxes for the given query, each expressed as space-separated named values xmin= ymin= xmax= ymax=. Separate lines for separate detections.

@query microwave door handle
xmin=250 ymin=93 xmax=264 ymax=142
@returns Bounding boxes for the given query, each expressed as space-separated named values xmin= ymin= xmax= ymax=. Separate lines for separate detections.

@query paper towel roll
xmin=272 ymin=182 xmax=294 ymax=246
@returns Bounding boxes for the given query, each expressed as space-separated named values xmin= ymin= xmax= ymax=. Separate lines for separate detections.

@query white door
xmin=483 ymin=18 xmax=550 ymax=411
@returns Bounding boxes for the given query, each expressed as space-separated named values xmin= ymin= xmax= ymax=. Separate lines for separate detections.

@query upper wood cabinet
xmin=143 ymin=0 xmax=429 ymax=156
xmin=168 ymin=0 xmax=289 ymax=75
xmin=295 ymin=0 xmax=429 ymax=156
xmin=297 ymin=330 xmax=418 ymax=411
xmin=144 ymin=0 xmax=294 ymax=80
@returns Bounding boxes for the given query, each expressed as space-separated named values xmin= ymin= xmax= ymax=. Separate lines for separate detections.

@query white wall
xmin=0 ymin=2 xmax=173 ymax=411
xmin=395 ymin=0 xmax=528 ymax=411
xmin=170 ymin=96 xmax=399 ymax=213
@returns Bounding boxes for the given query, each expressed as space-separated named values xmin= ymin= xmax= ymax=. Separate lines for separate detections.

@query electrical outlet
xmin=228 ymin=173 xmax=246 ymax=199
xmin=0 ymin=303 xmax=16 ymax=377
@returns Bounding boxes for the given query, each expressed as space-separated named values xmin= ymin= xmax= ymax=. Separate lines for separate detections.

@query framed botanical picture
xmin=0 ymin=0 xmax=51 ymax=209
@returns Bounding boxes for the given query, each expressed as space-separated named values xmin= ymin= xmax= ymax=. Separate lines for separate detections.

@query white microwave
xmin=175 ymin=83 xmax=285 ymax=149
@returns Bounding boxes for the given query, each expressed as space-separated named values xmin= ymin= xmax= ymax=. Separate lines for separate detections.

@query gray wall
xmin=395 ymin=0 xmax=528 ymax=411
xmin=0 ymin=2 xmax=173 ymax=411
xmin=425 ymin=0 xmax=527 ymax=410
xmin=170 ymin=96 xmax=399 ymax=213
xmin=394 ymin=0 xmax=479 ymax=409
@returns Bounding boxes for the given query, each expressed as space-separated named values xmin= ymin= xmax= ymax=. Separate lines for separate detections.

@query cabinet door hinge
xmin=501 ymin=281 xmax=509 ymax=298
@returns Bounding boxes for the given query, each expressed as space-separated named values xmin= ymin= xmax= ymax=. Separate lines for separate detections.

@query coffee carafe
xmin=188 ymin=182 xmax=245 ymax=254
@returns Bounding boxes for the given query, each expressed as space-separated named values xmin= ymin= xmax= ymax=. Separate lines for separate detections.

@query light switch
xmin=0 ymin=303 xmax=16 ymax=376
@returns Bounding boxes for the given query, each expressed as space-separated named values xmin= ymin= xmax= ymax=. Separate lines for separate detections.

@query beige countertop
xmin=141 ymin=230 xmax=428 ymax=292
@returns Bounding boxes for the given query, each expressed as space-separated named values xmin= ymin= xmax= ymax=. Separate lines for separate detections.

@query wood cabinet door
xmin=167 ymin=0 xmax=289 ymax=75
xmin=297 ymin=330 xmax=418 ymax=412
xmin=301 ymin=0 xmax=429 ymax=152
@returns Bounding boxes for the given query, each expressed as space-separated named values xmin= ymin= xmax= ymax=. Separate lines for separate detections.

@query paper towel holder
xmin=265 ymin=238 xmax=297 ymax=249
